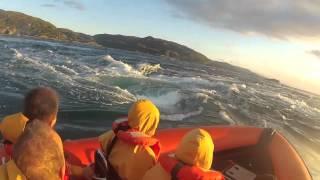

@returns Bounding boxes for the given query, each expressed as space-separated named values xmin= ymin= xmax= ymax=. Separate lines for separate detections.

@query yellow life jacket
xmin=0 ymin=160 xmax=26 ymax=180
xmin=0 ymin=113 xmax=29 ymax=144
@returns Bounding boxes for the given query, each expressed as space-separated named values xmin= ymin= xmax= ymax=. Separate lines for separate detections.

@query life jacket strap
xmin=104 ymin=119 xmax=129 ymax=179
xmin=171 ymin=161 xmax=184 ymax=180
xmin=105 ymin=136 xmax=121 ymax=180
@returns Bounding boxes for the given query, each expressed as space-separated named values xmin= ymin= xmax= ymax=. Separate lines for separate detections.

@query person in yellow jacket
xmin=0 ymin=120 xmax=65 ymax=180
xmin=0 ymin=87 xmax=59 ymax=165
xmin=95 ymin=99 xmax=160 ymax=180
xmin=0 ymin=87 xmax=59 ymax=146
xmin=0 ymin=87 xmax=84 ymax=178
xmin=142 ymin=128 xmax=225 ymax=180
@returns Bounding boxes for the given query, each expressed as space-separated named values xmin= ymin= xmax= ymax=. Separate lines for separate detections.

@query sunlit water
xmin=0 ymin=36 xmax=319 ymax=178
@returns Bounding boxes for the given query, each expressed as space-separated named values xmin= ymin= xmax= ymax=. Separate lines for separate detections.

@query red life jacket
xmin=159 ymin=155 xmax=225 ymax=180
xmin=0 ymin=142 xmax=13 ymax=165
xmin=4 ymin=143 xmax=13 ymax=158
xmin=111 ymin=118 xmax=161 ymax=158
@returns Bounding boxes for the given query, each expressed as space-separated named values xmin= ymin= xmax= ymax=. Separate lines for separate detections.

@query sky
xmin=0 ymin=0 xmax=320 ymax=95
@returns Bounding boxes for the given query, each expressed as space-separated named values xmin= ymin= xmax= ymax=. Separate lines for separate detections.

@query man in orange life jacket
xmin=0 ymin=87 xmax=59 ymax=159
xmin=95 ymin=99 xmax=160 ymax=180
xmin=143 ymin=128 xmax=225 ymax=180
xmin=0 ymin=120 xmax=66 ymax=180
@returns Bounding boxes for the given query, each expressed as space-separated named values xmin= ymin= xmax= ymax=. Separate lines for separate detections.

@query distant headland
xmin=0 ymin=9 xmax=209 ymax=63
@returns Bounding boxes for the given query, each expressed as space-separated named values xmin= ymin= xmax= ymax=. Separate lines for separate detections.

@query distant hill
xmin=0 ymin=10 xmax=94 ymax=43
xmin=93 ymin=34 xmax=209 ymax=63
xmin=0 ymin=9 xmax=210 ymax=63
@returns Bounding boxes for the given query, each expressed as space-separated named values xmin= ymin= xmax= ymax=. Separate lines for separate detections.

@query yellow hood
xmin=128 ymin=99 xmax=160 ymax=136
xmin=0 ymin=113 xmax=29 ymax=143
xmin=175 ymin=128 xmax=214 ymax=170
xmin=0 ymin=160 xmax=27 ymax=180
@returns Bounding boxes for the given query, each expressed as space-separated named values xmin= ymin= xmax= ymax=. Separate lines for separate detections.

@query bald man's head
xmin=13 ymin=120 xmax=65 ymax=180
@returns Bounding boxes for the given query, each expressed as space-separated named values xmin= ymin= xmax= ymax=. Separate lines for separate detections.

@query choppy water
xmin=0 ymin=36 xmax=319 ymax=178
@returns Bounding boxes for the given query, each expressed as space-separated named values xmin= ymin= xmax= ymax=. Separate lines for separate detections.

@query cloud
xmin=42 ymin=0 xmax=85 ymax=10
xmin=310 ymin=50 xmax=320 ymax=58
xmin=63 ymin=0 xmax=85 ymax=10
xmin=165 ymin=0 xmax=320 ymax=39
xmin=41 ymin=4 xmax=57 ymax=8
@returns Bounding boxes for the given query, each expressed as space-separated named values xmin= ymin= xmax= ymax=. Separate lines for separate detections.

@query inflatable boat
xmin=64 ymin=126 xmax=311 ymax=180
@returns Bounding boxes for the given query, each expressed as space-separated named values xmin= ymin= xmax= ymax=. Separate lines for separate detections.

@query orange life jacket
xmin=159 ymin=155 xmax=225 ymax=180
xmin=111 ymin=117 xmax=161 ymax=158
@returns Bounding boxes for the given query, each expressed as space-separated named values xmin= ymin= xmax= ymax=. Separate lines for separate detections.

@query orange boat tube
xmin=63 ymin=126 xmax=311 ymax=180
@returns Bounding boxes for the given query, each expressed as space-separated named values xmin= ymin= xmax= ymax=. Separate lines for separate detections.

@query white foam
xmin=278 ymin=93 xmax=320 ymax=113
xmin=196 ymin=88 xmax=217 ymax=96
xmin=136 ymin=91 xmax=182 ymax=108
xmin=162 ymin=107 xmax=204 ymax=121
xmin=195 ymin=93 xmax=210 ymax=103
xmin=261 ymin=119 xmax=270 ymax=128
xmin=110 ymin=86 xmax=136 ymax=104
xmin=219 ymin=110 xmax=236 ymax=125
xmin=153 ymin=75 xmax=212 ymax=87
xmin=177 ymin=76 xmax=212 ymax=85
xmin=290 ymin=104 xmax=296 ymax=109
xmin=241 ymin=84 xmax=247 ymax=89
xmin=103 ymin=54 xmax=115 ymax=61
xmin=137 ymin=63 xmax=161 ymax=75
xmin=229 ymin=83 xmax=240 ymax=94
xmin=23 ymin=57 xmax=57 ymax=72
xmin=55 ymin=65 xmax=78 ymax=75
xmin=228 ymin=104 xmax=238 ymax=109
xmin=103 ymin=56 xmax=162 ymax=77
xmin=10 ymin=48 xmax=23 ymax=59
xmin=115 ymin=86 xmax=136 ymax=96
xmin=277 ymin=93 xmax=295 ymax=104
xmin=281 ymin=114 xmax=287 ymax=120
xmin=102 ymin=55 xmax=144 ymax=76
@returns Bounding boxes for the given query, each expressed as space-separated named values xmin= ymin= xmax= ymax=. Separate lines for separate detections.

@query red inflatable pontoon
xmin=63 ymin=126 xmax=312 ymax=180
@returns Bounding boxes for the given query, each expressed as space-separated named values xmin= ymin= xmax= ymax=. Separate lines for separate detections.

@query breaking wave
xmin=162 ymin=107 xmax=204 ymax=121
xmin=102 ymin=55 xmax=161 ymax=76
xmin=137 ymin=63 xmax=161 ymax=76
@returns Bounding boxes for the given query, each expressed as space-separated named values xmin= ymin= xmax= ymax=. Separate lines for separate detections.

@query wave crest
xmin=137 ymin=63 xmax=161 ymax=75
xmin=102 ymin=55 xmax=161 ymax=76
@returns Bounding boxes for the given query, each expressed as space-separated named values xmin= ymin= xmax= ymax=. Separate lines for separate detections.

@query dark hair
xmin=23 ymin=87 xmax=59 ymax=123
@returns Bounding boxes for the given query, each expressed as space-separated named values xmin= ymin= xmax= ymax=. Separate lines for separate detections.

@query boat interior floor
xmin=213 ymin=145 xmax=275 ymax=180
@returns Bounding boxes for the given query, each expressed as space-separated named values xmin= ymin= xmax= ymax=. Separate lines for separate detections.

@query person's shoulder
xmin=99 ymin=130 xmax=114 ymax=142
xmin=142 ymin=163 xmax=170 ymax=180
xmin=98 ymin=130 xmax=114 ymax=151
xmin=131 ymin=145 xmax=157 ymax=166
